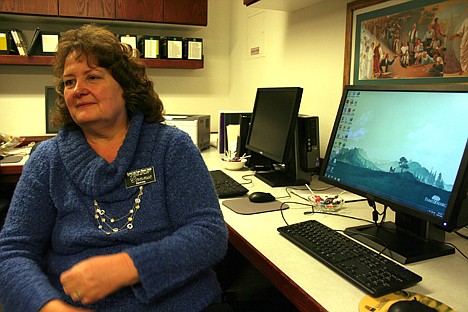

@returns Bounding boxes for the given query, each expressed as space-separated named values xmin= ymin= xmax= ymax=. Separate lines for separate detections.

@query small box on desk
xmin=165 ymin=115 xmax=210 ymax=151
xmin=160 ymin=37 xmax=183 ymax=59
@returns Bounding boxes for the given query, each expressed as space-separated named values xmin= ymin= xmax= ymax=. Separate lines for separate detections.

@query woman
xmin=0 ymin=24 xmax=228 ymax=312
xmin=429 ymin=56 xmax=444 ymax=77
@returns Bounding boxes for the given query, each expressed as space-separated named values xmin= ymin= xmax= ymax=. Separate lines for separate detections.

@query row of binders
xmin=0 ymin=28 xmax=59 ymax=56
xmin=0 ymin=28 xmax=203 ymax=60
xmin=122 ymin=35 xmax=203 ymax=60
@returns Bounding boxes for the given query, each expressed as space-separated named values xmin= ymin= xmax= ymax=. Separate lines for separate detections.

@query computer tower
xmin=297 ymin=115 xmax=320 ymax=173
xmin=283 ymin=115 xmax=320 ymax=184
xmin=243 ymin=115 xmax=320 ymax=178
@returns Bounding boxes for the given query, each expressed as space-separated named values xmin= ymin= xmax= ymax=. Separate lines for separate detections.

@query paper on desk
xmin=0 ymin=132 xmax=24 ymax=155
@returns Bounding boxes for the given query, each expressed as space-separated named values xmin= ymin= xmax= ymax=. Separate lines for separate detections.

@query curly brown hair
xmin=52 ymin=24 xmax=164 ymax=130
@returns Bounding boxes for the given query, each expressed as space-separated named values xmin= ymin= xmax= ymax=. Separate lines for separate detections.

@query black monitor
xmin=319 ymin=84 xmax=468 ymax=264
xmin=245 ymin=87 xmax=306 ymax=187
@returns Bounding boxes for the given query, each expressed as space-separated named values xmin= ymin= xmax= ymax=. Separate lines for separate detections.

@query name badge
xmin=125 ymin=167 xmax=156 ymax=188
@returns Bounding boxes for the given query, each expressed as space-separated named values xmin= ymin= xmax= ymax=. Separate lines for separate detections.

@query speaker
xmin=297 ymin=115 xmax=320 ymax=172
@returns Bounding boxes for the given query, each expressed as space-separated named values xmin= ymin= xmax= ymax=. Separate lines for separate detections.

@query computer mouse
xmin=248 ymin=192 xmax=275 ymax=203
xmin=388 ymin=299 xmax=437 ymax=312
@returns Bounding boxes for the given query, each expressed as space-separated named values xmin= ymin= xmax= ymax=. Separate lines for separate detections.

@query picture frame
xmin=45 ymin=86 xmax=60 ymax=134
xmin=344 ymin=0 xmax=468 ymax=85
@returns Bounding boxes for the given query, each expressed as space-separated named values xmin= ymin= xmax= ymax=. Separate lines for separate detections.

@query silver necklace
xmin=93 ymin=186 xmax=144 ymax=234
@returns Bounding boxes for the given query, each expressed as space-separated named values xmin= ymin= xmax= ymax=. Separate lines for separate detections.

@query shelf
xmin=0 ymin=55 xmax=204 ymax=69
xmin=0 ymin=55 xmax=54 ymax=65
xmin=142 ymin=58 xmax=204 ymax=69
xmin=245 ymin=0 xmax=326 ymax=12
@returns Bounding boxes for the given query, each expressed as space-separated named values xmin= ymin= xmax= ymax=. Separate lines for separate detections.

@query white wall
xmin=228 ymin=0 xmax=350 ymax=156
xmin=1 ymin=0 xmax=352 ymax=157
xmin=0 ymin=0 xmax=231 ymax=137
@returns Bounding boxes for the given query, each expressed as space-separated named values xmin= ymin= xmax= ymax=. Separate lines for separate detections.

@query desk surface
xmin=3 ymin=146 xmax=467 ymax=311
xmin=0 ymin=150 xmax=28 ymax=183
xmin=201 ymin=148 xmax=468 ymax=312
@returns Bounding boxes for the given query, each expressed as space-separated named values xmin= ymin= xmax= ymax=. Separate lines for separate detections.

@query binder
xmin=10 ymin=29 xmax=28 ymax=56
xmin=118 ymin=34 xmax=138 ymax=57
xmin=160 ymin=37 xmax=183 ymax=59
xmin=0 ymin=30 xmax=10 ymax=54
xmin=182 ymin=38 xmax=203 ymax=60
xmin=138 ymin=35 xmax=160 ymax=59
xmin=28 ymin=28 xmax=60 ymax=56
xmin=6 ymin=30 xmax=19 ymax=55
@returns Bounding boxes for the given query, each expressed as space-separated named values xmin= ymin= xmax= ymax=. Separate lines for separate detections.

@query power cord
xmin=368 ymin=198 xmax=387 ymax=227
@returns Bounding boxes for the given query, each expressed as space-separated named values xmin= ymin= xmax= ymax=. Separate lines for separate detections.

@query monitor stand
xmin=344 ymin=219 xmax=455 ymax=264
xmin=255 ymin=171 xmax=308 ymax=187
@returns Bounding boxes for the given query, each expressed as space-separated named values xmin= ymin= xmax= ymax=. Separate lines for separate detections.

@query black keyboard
xmin=277 ymin=220 xmax=422 ymax=297
xmin=210 ymin=170 xmax=249 ymax=198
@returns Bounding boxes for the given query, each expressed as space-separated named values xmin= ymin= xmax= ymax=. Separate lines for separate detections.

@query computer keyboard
xmin=277 ymin=220 xmax=422 ymax=297
xmin=210 ymin=170 xmax=249 ymax=198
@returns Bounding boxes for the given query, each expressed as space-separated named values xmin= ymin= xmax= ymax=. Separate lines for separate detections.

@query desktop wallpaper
xmin=324 ymin=90 xmax=468 ymax=218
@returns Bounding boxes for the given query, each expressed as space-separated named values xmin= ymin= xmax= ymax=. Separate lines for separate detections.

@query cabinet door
xmin=59 ymin=0 xmax=115 ymax=19
xmin=0 ymin=0 xmax=58 ymax=15
xmin=164 ymin=0 xmax=207 ymax=26
xmin=115 ymin=0 xmax=163 ymax=23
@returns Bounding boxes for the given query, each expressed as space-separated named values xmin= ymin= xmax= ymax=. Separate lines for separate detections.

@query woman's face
xmin=62 ymin=51 xmax=127 ymax=132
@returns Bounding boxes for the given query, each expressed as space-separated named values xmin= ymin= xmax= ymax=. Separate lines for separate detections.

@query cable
xmin=279 ymin=201 xmax=311 ymax=226
xmin=339 ymin=229 xmax=390 ymax=256
xmin=279 ymin=195 xmax=468 ymax=261
xmin=455 ymin=230 xmax=468 ymax=240
xmin=240 ymin=173 xmax=255 ymax=185
xmin=445 ymin=242 xmax=468 ymax=260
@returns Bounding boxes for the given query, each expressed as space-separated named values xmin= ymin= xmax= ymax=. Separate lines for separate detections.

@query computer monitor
xmin=319 ymin=84 xmax=468 ymax=264
xmin=245 ymin=87 xmax=306 ymax=187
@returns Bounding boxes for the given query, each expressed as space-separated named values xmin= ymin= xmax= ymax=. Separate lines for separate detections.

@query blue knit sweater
xmin=0 ymin=113 xmax=228 ymax=312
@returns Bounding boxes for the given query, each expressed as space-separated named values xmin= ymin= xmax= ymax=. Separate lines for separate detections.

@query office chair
xmin=203 ymin=303 xmax=233 ymax=312
xmin=0 ymin=198 xmax=9 ymax=227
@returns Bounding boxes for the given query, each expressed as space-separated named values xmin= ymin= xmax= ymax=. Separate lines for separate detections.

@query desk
xmin=0 ymin=154 xmax=28 ymax=184
xmin=201 ymin=147 xmax=468 ymax=312
xmin=0 ymin=135 xmax=50 ymax=184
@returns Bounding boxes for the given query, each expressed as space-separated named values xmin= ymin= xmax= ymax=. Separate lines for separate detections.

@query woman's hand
xmin=60 ymin=252 xmax=139 ymax=305
xmin=40 ymin=299 xmax=93 ymax=311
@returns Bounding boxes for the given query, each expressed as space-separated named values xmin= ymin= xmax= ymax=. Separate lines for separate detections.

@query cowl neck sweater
xmin=57 ymin=113 xmax=152 ymax=202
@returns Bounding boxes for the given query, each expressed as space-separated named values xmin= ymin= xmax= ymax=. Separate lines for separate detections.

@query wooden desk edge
xmin=0 ymin=135 xmax=54 ymax=182
xmin=0 ymin=165 xmax=23 ymax=183
xmin=226 ymin=223 xmax=327 ymax=312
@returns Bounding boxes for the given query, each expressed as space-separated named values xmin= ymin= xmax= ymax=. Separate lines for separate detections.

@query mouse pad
xmin=0 ymin=155 xmax=23 ymax=164
xmin=359 ymin=290 xmax=454 ymax=312
xmin=222 ymin=198 xmax=289 ymax=215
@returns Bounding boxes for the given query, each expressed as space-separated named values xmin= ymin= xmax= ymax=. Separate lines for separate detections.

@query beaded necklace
xmin=94 ymin=186 xmax=144 ymax=234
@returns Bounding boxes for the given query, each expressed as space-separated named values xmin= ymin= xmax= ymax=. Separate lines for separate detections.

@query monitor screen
xmin=245 ymin=87 xmax=305 ymax=187
xmin=319 ymin=84 xmax=468 ymax=263
xmin=246 ymin=87 xmax=303 ymax=163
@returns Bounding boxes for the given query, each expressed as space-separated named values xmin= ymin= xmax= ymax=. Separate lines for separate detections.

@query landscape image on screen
xmin=324 ymin=90 xmax=468 ymax=218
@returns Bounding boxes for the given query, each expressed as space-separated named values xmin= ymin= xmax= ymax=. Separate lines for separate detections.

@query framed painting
xmin=344 ymin=0 xmax=468 ymax=85
xmin=45 ymin=86 xmax=60 ymax=134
